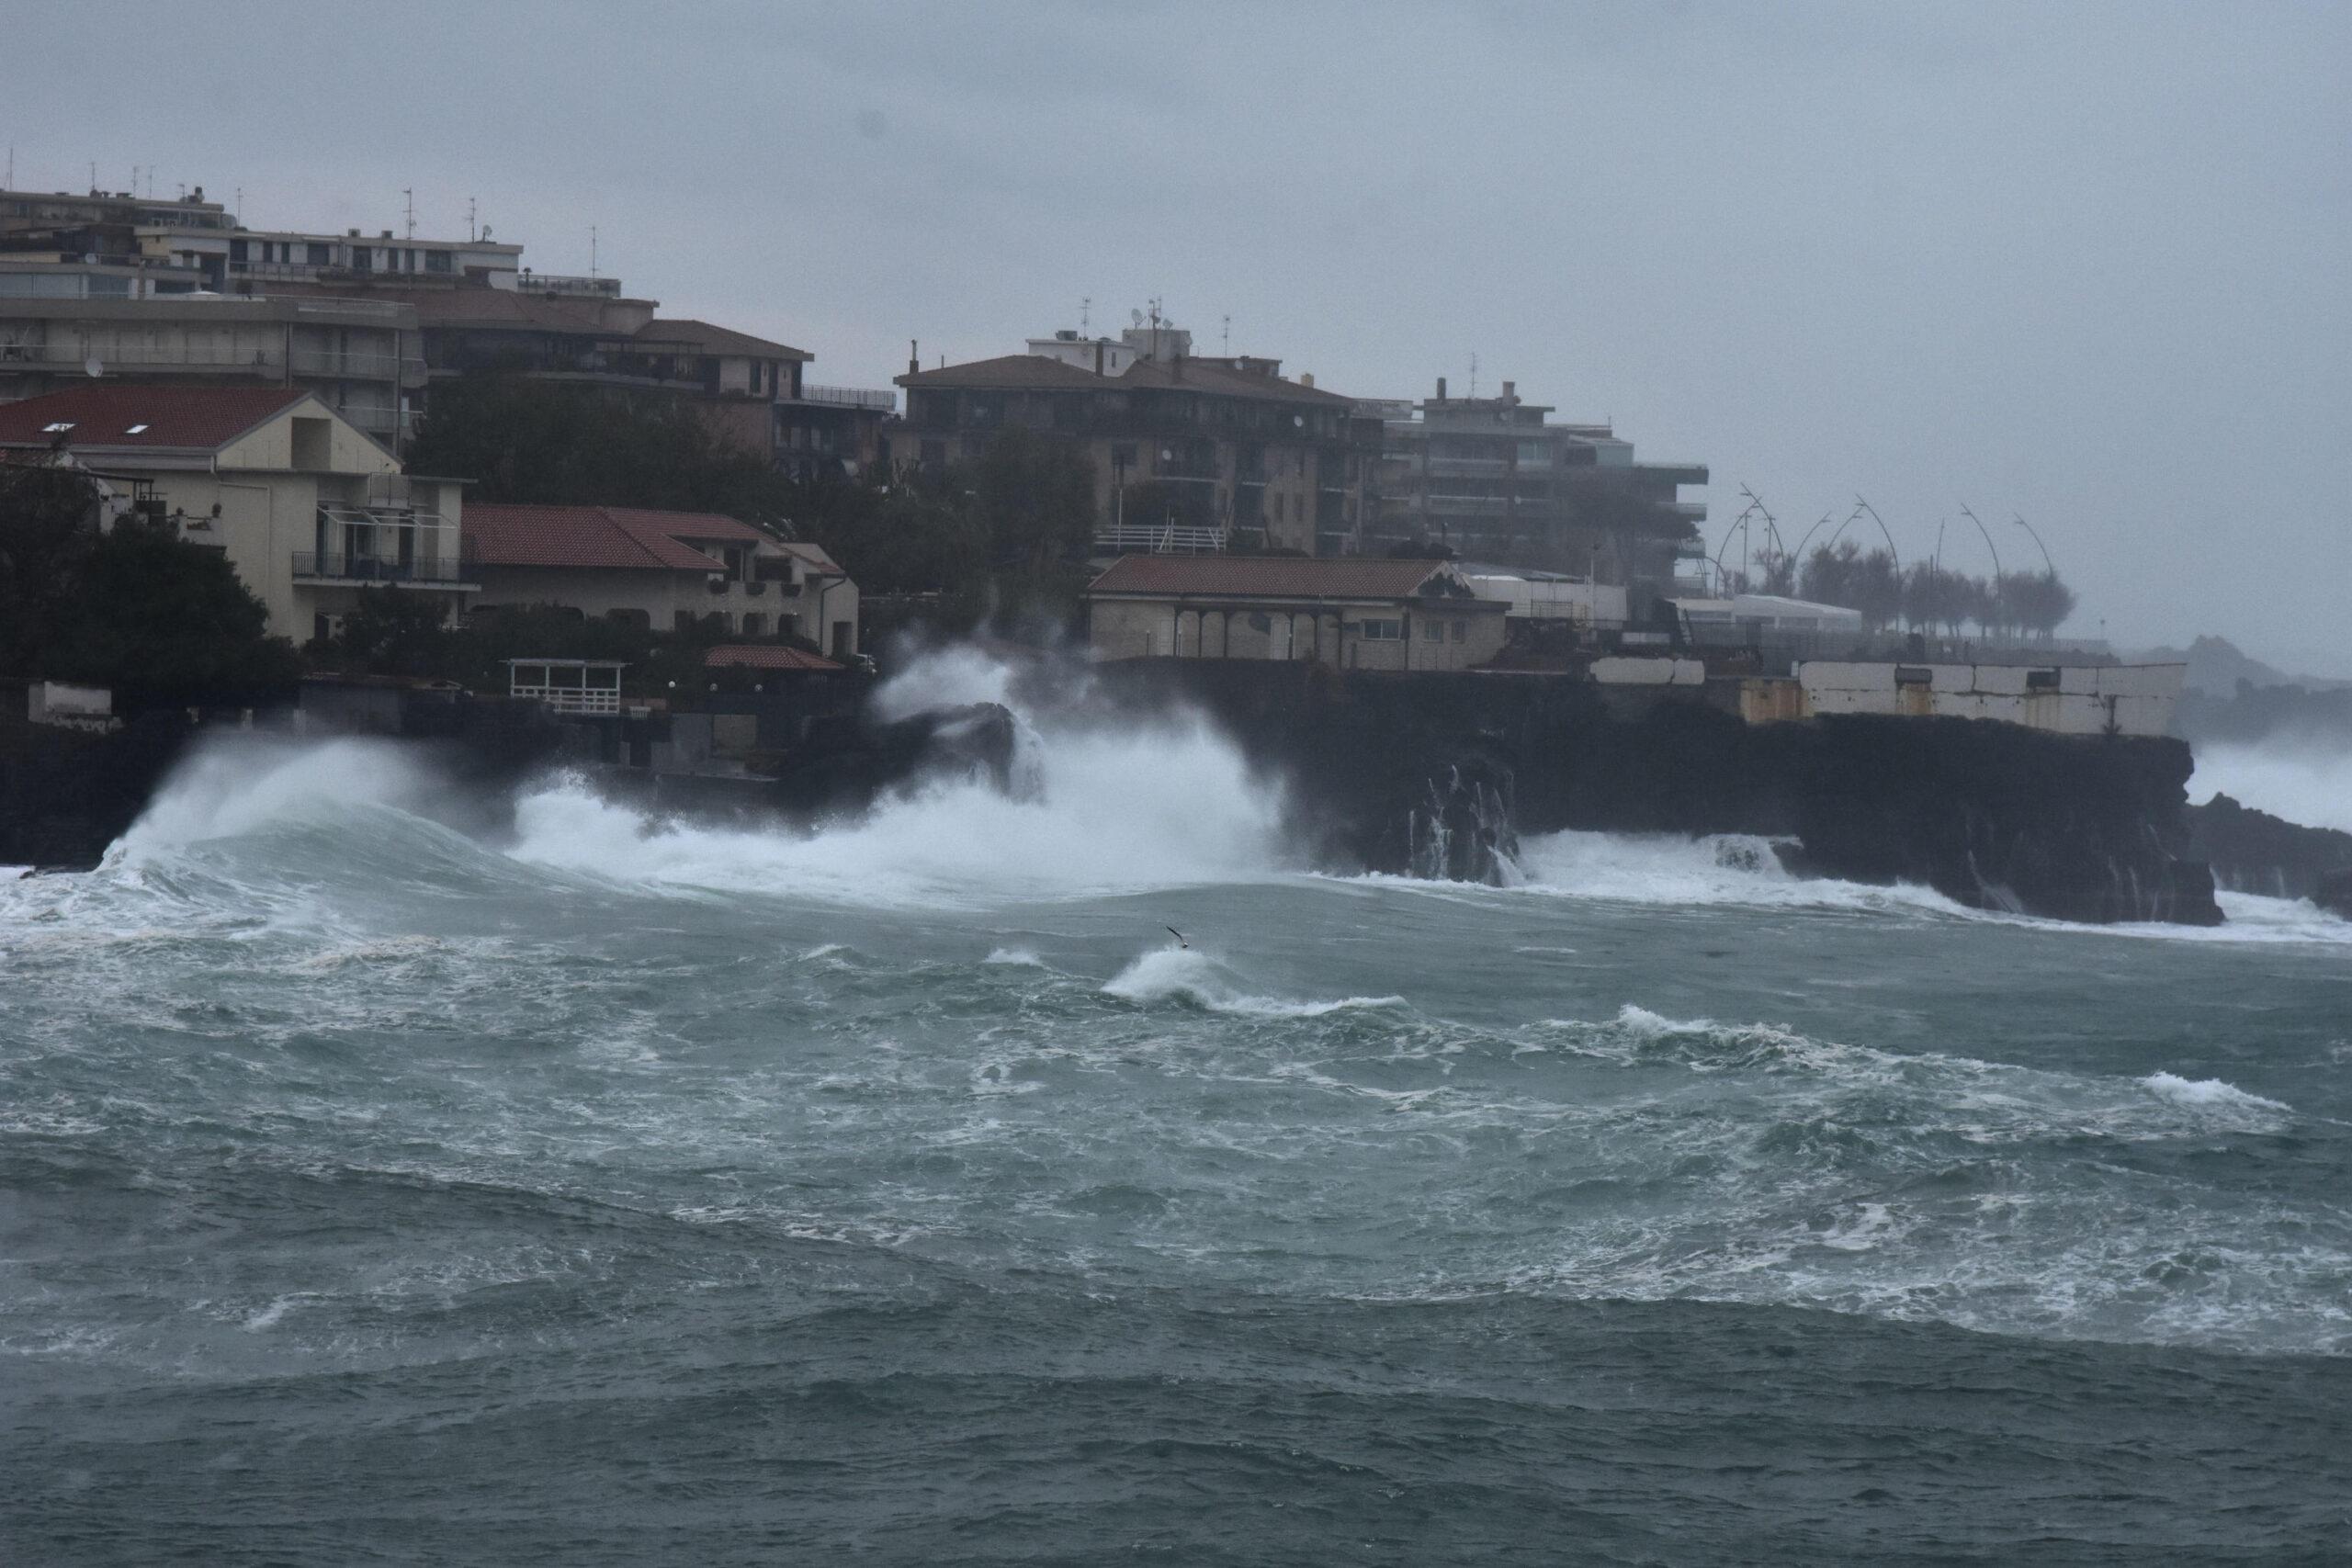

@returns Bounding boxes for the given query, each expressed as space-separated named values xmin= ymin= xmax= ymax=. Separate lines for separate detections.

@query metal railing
xmin=510 ymin=683 xmax=622 ymax=714
xmin=292 ymin=552 xmax=471 ymax=584
xmin=288 ymin=347 xmax=425 ymax=379
xmin=1092 ymin=522 xmax=1228 ymax=555
xmin=513 ymin=272 xmax=621 ymax=296
xmin=800 ymin=384 xmax=896 ymax=411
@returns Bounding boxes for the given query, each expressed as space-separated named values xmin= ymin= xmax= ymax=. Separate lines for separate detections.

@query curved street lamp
xmin=2013 ymin=513 xmax=2055 ymax=577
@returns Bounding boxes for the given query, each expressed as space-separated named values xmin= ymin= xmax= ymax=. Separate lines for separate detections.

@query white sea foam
xmin=107 ymin=737 xmax=434 ymax=866
xmin=1505 ymin=829 xmax=1969 ymax=916
xmin=2191 ymin=739 xmax=2352 ymax=835
xmin=2142 ymin=1071 xmax=2291 ymax=1114
xmin=507 ymin=649 xmax=1283 ymax=906
xmin=984 ymin=947 xmax=1045 ymax=966
xmin=1102 ymin=946 xmax=1401 ymax=1017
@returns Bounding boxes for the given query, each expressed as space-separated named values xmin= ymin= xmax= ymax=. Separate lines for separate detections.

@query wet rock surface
xmin=1099 ymin=660 xmax=2223 ymax=925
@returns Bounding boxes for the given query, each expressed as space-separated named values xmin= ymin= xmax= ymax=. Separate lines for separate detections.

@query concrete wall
xmin=1590 ymin=657 xmax=1707 ymax=686
xmin=1797 ymin=661 xmax=2183 ymax=736
xmin=1090 ymin=597 xmax=1505 ymax=671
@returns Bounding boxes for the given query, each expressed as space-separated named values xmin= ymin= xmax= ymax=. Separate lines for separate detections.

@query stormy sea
xmin=6 ymin=656 xmax=2349 ymax=1564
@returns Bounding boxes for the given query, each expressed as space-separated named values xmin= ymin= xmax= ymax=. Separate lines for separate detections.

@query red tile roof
xmin=704 ymin=645 xmax=843 ymax=671
xmin=1088 ymin=555 xmax=1494 ymax=602
xmin=464 ymin=503 xmax=769 ymax=571
xmin=0 ymin=384 xmax=317 ymax=451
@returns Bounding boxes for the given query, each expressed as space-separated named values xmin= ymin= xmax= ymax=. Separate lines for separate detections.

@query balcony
xmin=800 ymin=384 xmax=896 ymax=411
xmin=293 ymin=551 xmax=477 ymax=587
xmin=288 ymin=347 xmax=426 ymax=381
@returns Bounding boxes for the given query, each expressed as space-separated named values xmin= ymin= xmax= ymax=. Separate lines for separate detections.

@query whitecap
xmin=2142 ymin=1071 xmax=2291 ymax=1115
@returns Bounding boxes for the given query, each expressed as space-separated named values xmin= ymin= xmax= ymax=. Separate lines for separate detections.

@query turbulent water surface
xmin=6 ymin=681 xmax=2351 ymax=1564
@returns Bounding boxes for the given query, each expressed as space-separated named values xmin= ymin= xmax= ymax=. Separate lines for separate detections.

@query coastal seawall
xmin=1095 ymin=660 xmax=2222 ymax=925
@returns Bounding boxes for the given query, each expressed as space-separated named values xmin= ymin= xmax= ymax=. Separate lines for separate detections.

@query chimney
xmin=1436 ymin=376 xmax=1448 ymax=400
xmin=1501 ymin=380 xmax=1516 ymax=402
xmin=1299 ymin=372 xmax=1314 ymax=389
xmin=908 ymin=339 xmax=920 ymax=377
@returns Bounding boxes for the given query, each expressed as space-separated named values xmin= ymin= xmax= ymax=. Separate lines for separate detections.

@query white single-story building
xmin=1086 ymin=555 xmax=1508 ymax=671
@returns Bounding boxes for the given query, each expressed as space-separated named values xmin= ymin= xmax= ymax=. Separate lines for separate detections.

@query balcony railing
xmin=288 ymin=347 xmax=426 ymax=380
xmin=513 ymin=272 xmax=621 ymax=297
xmin=1093 ymin=522 xmax=1228 ymax=556
xmin=800 ymin=384 xmax=896 ymax=411
xmin=293 ymin=552 xmax=473 ymax=585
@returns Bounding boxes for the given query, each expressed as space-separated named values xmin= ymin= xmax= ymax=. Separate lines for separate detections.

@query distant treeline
xmin=1725 ymin=539 xmax=2078 ymax=639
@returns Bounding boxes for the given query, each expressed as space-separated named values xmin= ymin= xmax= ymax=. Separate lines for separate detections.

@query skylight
xmin=41 ymin=421 xmax=74 ymax=433
xmin=124 ymin=423 xmax=149 ymax=434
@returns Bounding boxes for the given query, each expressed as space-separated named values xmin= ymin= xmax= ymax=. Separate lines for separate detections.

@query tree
xmin=408 ymin=373 xmax=796 ymax=525
xmin=2003 ymin=570 xmax=2078 ymax=640
xmin=47 ymin=509 xmax=300 ymax=704
xmin=0 ymin=460 xmax=103 ymax=676
xmin=968 ymin=425 xmax=1095 ymax=575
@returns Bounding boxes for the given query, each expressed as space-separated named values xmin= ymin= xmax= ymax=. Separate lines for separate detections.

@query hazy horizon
xmin=11 ymin=1 xmax=2346 ymax=676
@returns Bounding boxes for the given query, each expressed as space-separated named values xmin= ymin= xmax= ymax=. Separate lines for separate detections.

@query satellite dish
xmin=83 ymin=355 xmax=103 ymax=378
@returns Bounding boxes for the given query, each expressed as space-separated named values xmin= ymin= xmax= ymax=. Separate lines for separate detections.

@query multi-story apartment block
xmin=895 ymin=320 xmax=1381 ymax=557
xmin=1365 ymin=378 xmax=1707 ymax=584
xmin=0 ymin=295 xmax=426 ymax=447
xmin=0 ymin=185 xmax=893 ymax=477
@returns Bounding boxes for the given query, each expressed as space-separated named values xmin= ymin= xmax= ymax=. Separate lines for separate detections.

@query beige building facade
xmin=1087 ymin=556 xmax=1507 ymax=671
xmin=0 ymin=383 xmax=470 ymax=645
xmin=462 ymin=504 xmax=860 ymax=657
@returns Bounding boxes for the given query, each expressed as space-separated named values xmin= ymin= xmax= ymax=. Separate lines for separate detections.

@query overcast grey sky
xmin=13 ymin=2 xmax=2348 ymax=672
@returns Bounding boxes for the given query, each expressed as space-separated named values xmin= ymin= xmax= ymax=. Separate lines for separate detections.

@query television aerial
xmin=83 ymin=355 xmax=102 ymax=378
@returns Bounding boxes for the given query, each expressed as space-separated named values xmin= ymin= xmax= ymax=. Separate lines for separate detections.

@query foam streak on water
xmin=5 ymin=649 xmax=2350 ymax=1563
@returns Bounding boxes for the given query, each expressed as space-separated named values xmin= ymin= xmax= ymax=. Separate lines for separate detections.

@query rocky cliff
xmin=1094 ymin=661 xmax=2222 ymax=925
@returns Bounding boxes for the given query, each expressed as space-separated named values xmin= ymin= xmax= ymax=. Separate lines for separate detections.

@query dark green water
xmin=5 ymin=733 xmax=2348 ymax=1563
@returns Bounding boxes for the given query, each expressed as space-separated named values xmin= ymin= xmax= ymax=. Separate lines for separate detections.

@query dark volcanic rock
xmin=1095 ymin=660 xmax=2221 ymax=926
xmin=2185 ymin=793 xmax=2352 ymax=906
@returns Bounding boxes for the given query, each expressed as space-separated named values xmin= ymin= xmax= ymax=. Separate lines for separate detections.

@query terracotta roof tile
xmin=704 ymin=645 xmax=843 ymax=671
xmin=1088 ymin=555 xmax=1491 ymax=602
xmin=464 ymin=503 xmax=736 ymax=571
xmin=0 ymin=383 xmax=316 ymax=450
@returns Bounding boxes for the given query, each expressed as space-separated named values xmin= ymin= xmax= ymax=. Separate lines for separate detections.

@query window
xmin=425 ymin=250 xmax=452 ymax=274
xmin=1451 ymin=619 xmax=1467 ymax=643
xmin=1358 ymin=618 xmax=1404 ymax=640
xmin=740 ymin=613 xmax=765 ymax=636
xmin=1421 ymin=618 xmax=1444 ymax=641
xmin=1516 ymin=440 xmax=1551 ymax=466
xmin=307 ymin=242 xmax=330 ymax=265
xmin=229 ymin=239 xmax=248 ymax=263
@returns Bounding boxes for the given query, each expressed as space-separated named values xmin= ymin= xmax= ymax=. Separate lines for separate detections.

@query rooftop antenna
xmin=234 ymin=186 xmax=243 ymax=221
xmin=1222 ymin=313 xmax=1231 ymax=354
xmin=590 ymin=224 xmax=598 ymax=279
xmin=1080 ymin=296 xmax=1091 ymax=333
xmin=89 ymin=161 xmax=96 ymax=195
xmin=466 ymin=196 xmax=477 ymax=243
xmin=402 ymin=186 xmax=415 ymax=240
xmin=1468 ymin=352 xmax=1478 ymax=399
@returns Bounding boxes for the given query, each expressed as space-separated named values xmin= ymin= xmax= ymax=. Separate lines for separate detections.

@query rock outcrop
xmin=1096 ymin=660 xmax=2222 ymax=925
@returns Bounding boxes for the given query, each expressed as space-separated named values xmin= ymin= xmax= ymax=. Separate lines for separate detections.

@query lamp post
xmin=2013 ymin=513 xmax=2054 ymax=577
